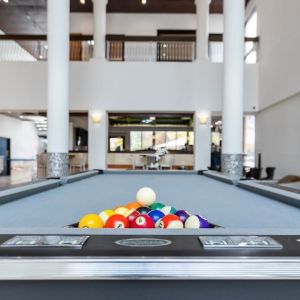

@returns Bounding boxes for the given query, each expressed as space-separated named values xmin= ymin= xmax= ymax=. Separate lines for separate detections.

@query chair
xmin=245 ymin=167 xmax=262 ymax=179
xmin=37 ymin=153 xmax=47 ymax=178
xmin=129 ymin=155 xmax=145 ymax=170
xmin=261 ymin=167 xmax=276 ymax=180
xmin=160 ymin=156 xmax=175 ymax=170
xmin=69 ymin=154 xmax=87 ymax=173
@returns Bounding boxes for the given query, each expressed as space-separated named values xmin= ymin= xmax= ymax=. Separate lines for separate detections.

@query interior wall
xmin=256 ymin=93 xmax=300 ymax=178
xmin=0 ymin=61 xmax=258 ymax=170
xmin=70 ymin=13 xmax=224 ymax=35
xmin=255 ymin=0 xmax=300 ymax=178
xmin=0 ymin=114 xmax=39 ymax=160
xmin=257 ymin=0 xmax=300 ymax=109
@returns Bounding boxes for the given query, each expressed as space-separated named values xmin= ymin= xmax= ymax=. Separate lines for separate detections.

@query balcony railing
xmin=0 ymin=34 xmax=259 ymax=63
xmin=106 ymin=35 xmax=196 ymax=62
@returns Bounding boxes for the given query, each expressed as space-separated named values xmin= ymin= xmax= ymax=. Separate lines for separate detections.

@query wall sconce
xmin=199 ymin=115 xmax=208 ymax=125
xmin=92 ymin=113 xmax=102 ymax=124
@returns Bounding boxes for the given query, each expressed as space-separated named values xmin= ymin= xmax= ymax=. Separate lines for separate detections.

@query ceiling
xmin=0 ymin=0 xmax=250 ymax=35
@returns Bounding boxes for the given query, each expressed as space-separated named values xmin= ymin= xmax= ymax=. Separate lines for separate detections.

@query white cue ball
xmin=136 ymin=187 xmax=156 ymax=207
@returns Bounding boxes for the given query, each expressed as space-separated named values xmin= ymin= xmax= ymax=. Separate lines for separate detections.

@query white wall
xmin=0 ymin=114 xmax=39 ymax=160
xmin=70 ymin=13 xmax=224 ymax=35
xmin=257 ymin=0 xmax=300 ymax=110
xmin=256 ymin=93 xmax=300 ymax=178
xmin=0 ymin=61 xmax=258 ymax=169
xmin=0 ymin=61 xmax=258 ymax=112
xmin=255 ymin=0 xmax=300 ymax=177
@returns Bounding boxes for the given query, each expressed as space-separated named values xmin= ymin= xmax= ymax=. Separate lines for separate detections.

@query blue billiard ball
xmin=148 ymin=210 xmax=165 ymax=225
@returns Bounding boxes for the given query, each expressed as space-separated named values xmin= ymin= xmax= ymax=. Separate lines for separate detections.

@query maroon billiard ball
xmin=130 ymin=214 xmax=155 ymax=229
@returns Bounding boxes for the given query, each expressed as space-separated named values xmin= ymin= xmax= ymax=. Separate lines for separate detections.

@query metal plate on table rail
xmin=0 ymin=235 xmax=89 ymax=249
xmin=115 ymin=238 xmax=172 ymax=247
xmin=199 ymin=236 xmax=283 ymax=249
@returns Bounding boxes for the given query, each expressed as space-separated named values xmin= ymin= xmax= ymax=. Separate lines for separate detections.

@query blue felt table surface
xmin=0 ymin=172 xmax=300 ymax=229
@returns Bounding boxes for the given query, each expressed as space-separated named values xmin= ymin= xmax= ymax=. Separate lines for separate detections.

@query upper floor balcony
xmin=0 ymin=33 xmax=259 ymax=64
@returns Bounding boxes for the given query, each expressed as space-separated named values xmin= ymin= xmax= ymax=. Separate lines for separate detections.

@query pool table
xmin=1 ymin=170 xmax=300 ymax=300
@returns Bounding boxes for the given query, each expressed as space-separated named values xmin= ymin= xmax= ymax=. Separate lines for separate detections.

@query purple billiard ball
xmin=174 ymin=210 xmax=190 ymax=223
xmin=185 ymin=214 xmax=210 ymax=229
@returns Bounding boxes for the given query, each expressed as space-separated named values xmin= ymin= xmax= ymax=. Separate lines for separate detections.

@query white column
xmin=47 ymin=0 xmax=70 ymax=177
xmin=93 ymin=0 xmax=108 ymax=60
xmin=222 ymin=0 xmax=245 ymax=178
xmin=194 ymin=112 xmax=212 ymax=170
xmin=195 ymin=0 xmax=211 ymax=61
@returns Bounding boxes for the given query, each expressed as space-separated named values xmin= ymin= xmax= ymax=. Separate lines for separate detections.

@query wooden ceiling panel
xmin=0 ymin=0 xmax=251 ymax=36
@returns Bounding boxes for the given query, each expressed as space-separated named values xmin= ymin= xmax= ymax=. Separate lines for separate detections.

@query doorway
xmin=0 ymin=137 xmax=11 ymax=176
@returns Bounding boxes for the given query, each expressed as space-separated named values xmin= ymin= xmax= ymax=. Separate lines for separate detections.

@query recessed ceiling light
xmin=141 ymin=0 xmax=147 ymax=5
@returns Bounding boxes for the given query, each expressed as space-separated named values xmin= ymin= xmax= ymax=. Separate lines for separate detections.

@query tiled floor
xmin=0 ymin=161 xmax=37 ymax=190
xmin=0 ymin=160 xmax=84 ymax=190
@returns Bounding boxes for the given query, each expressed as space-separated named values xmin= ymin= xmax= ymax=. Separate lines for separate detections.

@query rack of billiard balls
xmin=75 ymin=187 xmax=216 ymax=229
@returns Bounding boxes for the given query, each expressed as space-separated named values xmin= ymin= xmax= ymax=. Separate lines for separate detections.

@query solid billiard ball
xmin=150 ymin=202 xmax=165 ymax=210
xmin=160 ymin=206 xmax=176 ymax=215
xmin=136 ymin=206 xmax=151 ymax=214
xmin=175 ymin=210 xmax=190 ymax=223
xmin=130 ymin=214 xmax=155 ymax=228
xmin=126 ymin=202 xmax=142 ymax=210
xmin=114 ymin=207 xmax=130 ymax=216
xmin=136 ymin=187 xmax=156 ymax=207
xmin=78 ymin=214 xmax=104 ymax=229
xmin=127 ymin=210 xmax=140 ymax=223
xmin=105 ymin=214 xmax=129 ymax=229
xmin=158 ymin=215 xmax=183 ymax=229
xmin=148 ymin=210 xmax=165 ymax=225
xmin=99 ymin=210 xmax=115 ymax=225
xmin=185 ymin=215 xmax=210 ymax=229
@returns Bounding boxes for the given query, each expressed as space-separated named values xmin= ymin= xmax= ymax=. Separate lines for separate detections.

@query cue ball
xmin=160 ymin=206 xmax=176 ymax=215
xmin=174 ymin=210 xmax=190 ymax=223
xmin=78 ymin=214 xmax=104 ymax=229
xmin=130 ymin=214 xmax=155 ymax=229
xmin=158 ymin=215 xmax=183 ymax=229
xmin=148 ymin=210 xmax=165 ymax=226
xmin=185 ymin=215 xmax=210 ymax=229
xmin=105 ymin=214 xmax=129 ymax=229
xmin=99 ymin=210 xmax=115 ymax=225
xmin=136 ymin=187 xmax=156 ymax=207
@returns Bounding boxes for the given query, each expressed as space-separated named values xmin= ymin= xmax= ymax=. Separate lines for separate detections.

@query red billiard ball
xmin=158 ymin=215 xmax=184 ymax=229
xmin=105 ymin=214 xmax=129 ymax=229
xmin=130 ymin=214 xmax=155 ymax=229
xmin=127 ymin=210 xmax=140 ymax=223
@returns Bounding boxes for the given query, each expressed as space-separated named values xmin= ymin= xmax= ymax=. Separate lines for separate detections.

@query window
xmin=109 ymin=137 xmax=124 ymax=152
xmin=142 ymin=132 xmax=153 ymax=150
xmin=130 ymin=132 xmax=142 ymax=151
xmin=245 ymin=10 xmax=258 ymax=64
xmin=129 ymin=130 xmax=194 ymax=152
xmin=244 ymin=115 xmax=255 ymax=168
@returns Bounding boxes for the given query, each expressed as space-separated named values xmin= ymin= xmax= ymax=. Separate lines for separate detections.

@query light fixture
xmin=92 ymin=112 xmax=102 ymax=124
xmin=141 ymin=0 xmax=147 ymax=5
xmin=80 ymin=0 xmax=86 ymax=4
xmin=199 ymin=115 xmax=208 ymax=125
